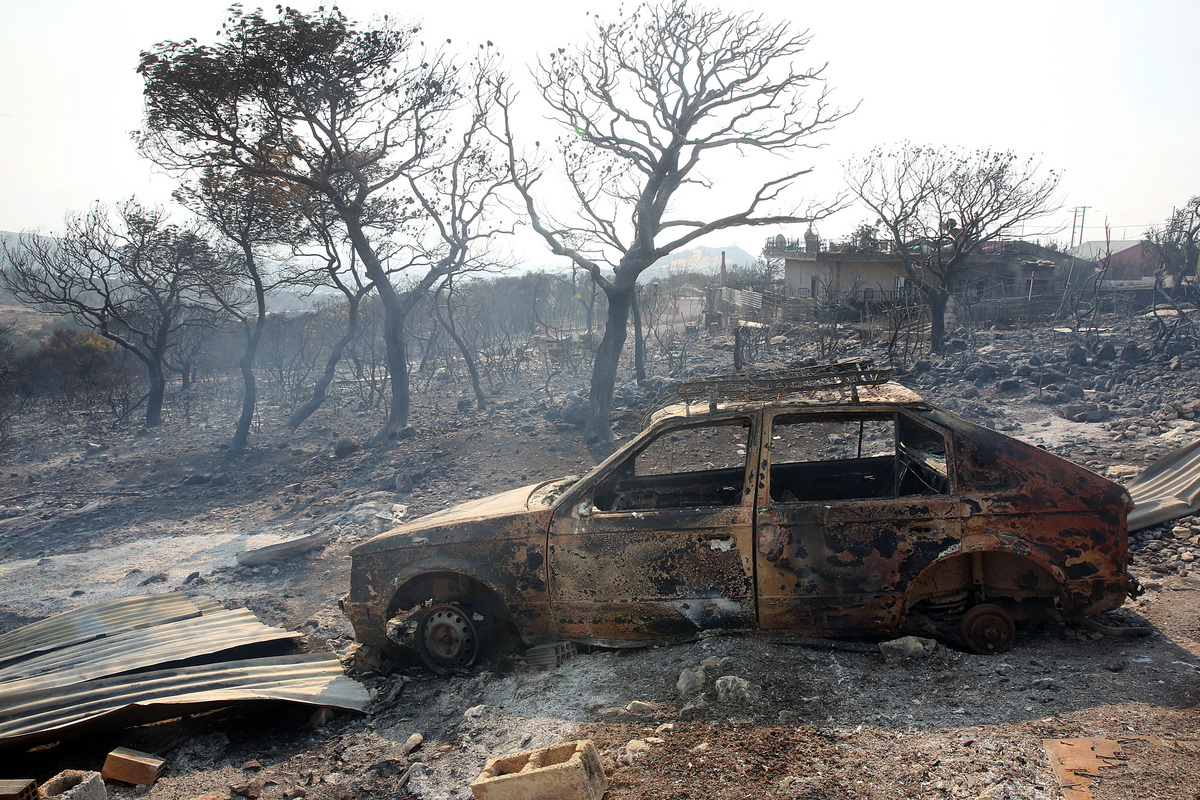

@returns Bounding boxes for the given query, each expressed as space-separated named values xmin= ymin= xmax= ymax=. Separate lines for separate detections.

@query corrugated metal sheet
xmin=0 ymin=594 xmax=203 ymax=665
xmin=0 ymin=595 xmax=367 ymax=750
xmin=0 ymin=609 xmax=299 ymax=695
xmin=1127 ymin=439 xmax=1200 ymax=531
xmin=0 ymin=653 xmax=368 ymax=750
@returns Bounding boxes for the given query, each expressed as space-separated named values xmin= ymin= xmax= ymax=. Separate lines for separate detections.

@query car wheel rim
xmin=961 ymin=603 xmax=1016 ymax=654
xmin=422 ymin=605 xmax=478 ymax=668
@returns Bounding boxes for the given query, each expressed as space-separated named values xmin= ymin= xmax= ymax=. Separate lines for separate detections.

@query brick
xmin=470 ymin=740 xmax=607 ymax=800
xmin=0 ymin=779 xmax=36 ymax=800
xmin=102 ymin=747 xmax=165 ymax=786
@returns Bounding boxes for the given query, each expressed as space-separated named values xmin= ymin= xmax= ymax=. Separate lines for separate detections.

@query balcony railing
xmin=763 ymin=236 xmax=901 ymax=256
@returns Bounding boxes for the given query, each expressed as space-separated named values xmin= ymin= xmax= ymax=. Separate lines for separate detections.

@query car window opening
xmin=770 ymin=413 xmax=950 ymax=503
xmin=592 ymin=419 xmax=752 ymax=512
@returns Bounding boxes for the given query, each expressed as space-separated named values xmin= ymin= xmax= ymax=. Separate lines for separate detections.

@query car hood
xmin=349 ymin=477 xmax=576 ymax=555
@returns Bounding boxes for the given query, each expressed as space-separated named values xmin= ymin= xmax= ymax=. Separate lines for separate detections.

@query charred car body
xmin=342 ymin=366 xmax=1136 ymax=672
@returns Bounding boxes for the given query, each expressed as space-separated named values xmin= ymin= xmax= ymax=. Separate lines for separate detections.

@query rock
xmin=625 ymin=700 xmax=655 ymax=715
xmin=230 ymin=780 xmax=263 ymax=799
xmin=1096 ymin=342 xmax=1117 ymax=361
xmin=333 ymin=438 xmax=360 ymax=458
xmin=676 ymin=666 xmax=706 ymax=696
xmin=879 ymin=635 xmax=938 ymax=660
xmin=997 ymin=378 xmax=1024 ymax=394
xmin=964 ymin=363 xmax=998 ymax=382
xmin=1066 ymin=345 xmax=1088 ymax=366
xmin=714 ymin=675 xmax=755 ymax=704
xmin=1121 ymin=342 xmax=1146 ymax=363
xmin=402 ymin=733 xmax=423 ymax=755
xmin=618 ymin=739 xmax=650 ymax=765
xmin=240 ymin=761 xmax=262 ymax=771
xmin=777 ymin=709 xmax=799 ymax=725
xmin=137 ymin=572 xmax=168 ymax=586
xmin=464 ymin=704 xmax=487 ymax=720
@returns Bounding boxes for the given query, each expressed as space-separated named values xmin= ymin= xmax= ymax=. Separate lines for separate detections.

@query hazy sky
xmin=2 ymin=0 xmax=1197 ymax=264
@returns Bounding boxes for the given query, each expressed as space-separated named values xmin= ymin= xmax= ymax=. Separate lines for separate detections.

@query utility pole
xmin=1069 ymin=206 xmax=1092 ymax=249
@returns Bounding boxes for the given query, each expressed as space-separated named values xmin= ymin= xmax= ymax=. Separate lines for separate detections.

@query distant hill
xmin=638 ymin=245 xmax=757 ymax=283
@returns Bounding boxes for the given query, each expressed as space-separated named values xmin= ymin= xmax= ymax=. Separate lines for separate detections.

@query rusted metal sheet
xmin=1044 ymin=737 xmax=1127 ymax=800
xmin=0 ymin=609 xmax=299 ymax=695
xmin=1126 ymin=438 xmax=1200 ymax=531
xmin=0 ymin=594 xmax=205 ymax=665
xmin=0 ymin=653 xmax=368 ymax=750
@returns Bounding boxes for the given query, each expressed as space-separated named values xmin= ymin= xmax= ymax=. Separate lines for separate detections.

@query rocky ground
xmin=1 ymin=313 xmax=1198 ymax=800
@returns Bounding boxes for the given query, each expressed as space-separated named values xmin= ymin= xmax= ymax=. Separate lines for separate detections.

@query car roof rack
xmin=646 ymin=361 xmax=891 ymax=423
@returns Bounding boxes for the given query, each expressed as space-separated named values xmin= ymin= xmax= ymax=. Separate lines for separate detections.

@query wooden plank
xmin=236 ymin=529 xmax=332 ymax=566
xmin=102 ymin=746 xmax=165 ymax=786
xmin=0 ymin=778 xmax=37 ymax=800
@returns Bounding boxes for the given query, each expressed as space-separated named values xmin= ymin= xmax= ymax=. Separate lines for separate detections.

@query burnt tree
xmin=499 ymin=0 xmax=847 ymax=440
xmin=845 ymin=144 xmax=1061 ymax=353
xmin=1 ymin=201 xmax=218 ymax=427
xmin=139 ymin=8 xmax=509 ymax=440
xmin=178 ymin=169 xmax=299 ymax=454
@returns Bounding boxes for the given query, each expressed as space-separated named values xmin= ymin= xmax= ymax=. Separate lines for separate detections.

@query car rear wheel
xmin=960 ymin=603 xmax=1016 ymax=654
xmin=414 ymin=601 xmax=492 ymax=675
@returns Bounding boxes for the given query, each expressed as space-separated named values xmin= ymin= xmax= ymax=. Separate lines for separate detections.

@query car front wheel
xmin=414 ymin=601 xmax=491 ymax=674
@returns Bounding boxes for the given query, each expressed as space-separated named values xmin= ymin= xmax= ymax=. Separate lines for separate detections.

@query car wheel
xmin=414 ymin=601 xmax=491 ymax=675
xmin=960 ymin=603 xmax=1016 ymax=654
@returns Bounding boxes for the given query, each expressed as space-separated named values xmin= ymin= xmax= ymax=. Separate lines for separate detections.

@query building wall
xmin=783 ymin=256 xmax=907 ymax=297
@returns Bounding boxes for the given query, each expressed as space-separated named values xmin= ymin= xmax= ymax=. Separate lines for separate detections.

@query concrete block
xmin=40 ymin=771 xmax=107 ymax=800
xmin=470 ymin=739 xmax=607 ymax=800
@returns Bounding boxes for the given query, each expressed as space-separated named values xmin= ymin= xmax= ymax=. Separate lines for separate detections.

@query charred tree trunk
xmin=229 ymin=261 xmax=268 ymax=454
xmin=229 ymin=336 xmax=259 ymax=454
xmin=287 ymin=290 xmax=365 ymax=430
xmin=145 ymin=357 xmax=166 ymax=427
xmin=418 ymin=323 xmax=441 ymax=376
xmin=928 ymin=288 xmax=950 ymax=354
xmin=344 ymin=219 xmax=411 ymax=440
xmin=435 ymin=287 xmax=486 ymax=410
xmin=631 ymin=289 xmax=646 ymax=384
xmin=585 ymin=282 xmax=633 ymax=442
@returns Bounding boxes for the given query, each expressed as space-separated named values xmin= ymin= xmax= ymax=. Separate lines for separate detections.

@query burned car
xmin=342 ymin=365 xmax=1136 ymax=672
